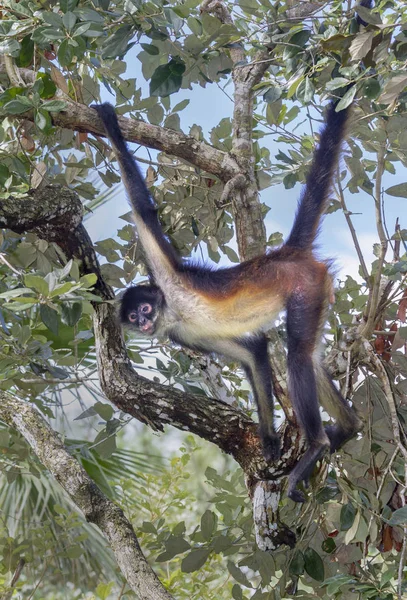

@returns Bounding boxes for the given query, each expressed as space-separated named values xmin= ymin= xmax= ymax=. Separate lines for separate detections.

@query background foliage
xmin=0 ymin=0 xmax=407 ymax=598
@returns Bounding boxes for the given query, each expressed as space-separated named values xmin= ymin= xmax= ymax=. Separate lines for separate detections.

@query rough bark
xmin=0 ymin=393 xmax=173 ymax=600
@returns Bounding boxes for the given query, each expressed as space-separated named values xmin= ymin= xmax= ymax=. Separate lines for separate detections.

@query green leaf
xmin=325 ymin=574 xmax=356 ymax=596
xmin=74 ymin=407 xmax=97 ymax=420
xmin=298 ymin=77 xmax=315 ymax=103
xmin=0 ymin=288 xmax=33 ymax=299
xmin=80 ymin=273 xmax=98 ymax=288
xmin=42 ymin=100 xmax=67 ymax=112
xmin=40 ymin=304 xmax=59 ymax=335
xmin=304 ymin=548 xmax=324 ymax=582
xmin=356 ymin=4 xmax=382 ymax=25
xmin=61 ymin=302 xmax=82 ymax=327
xmin=0 ymin=39 xmax=21 ymax=57
xmin=340 ymin=502 xmax=356 ymax=530
xmin=24 ymin=275 xmax=49 ymax=296
xmin=157 ymin=535 xmax=191 ymax=561
xmin=385 ymin=183 xmax=407 ymax=198
xmin=96 ymin=582 xmax=114 ymax=600
xmin=60 ymin=0 xmax=79 ymax=13
xmin=363 ymin=78 xmax=381 ymax=99
xmin=181 ymin=548 xmax=211 ymax=573
xmin=201 ymin=510 xmax=217 ymax=541
xmin=289 ymin=550 xmax=304 ymax=576
xmin=349 ymin=31 xmax=374 ymax=61
xmin=101 ymin=24 xmax=133 ymax=59
xmin=93 ymin=431 xmax=117 ymax=458
xmin=63 ymin=11 xmax=77 ymax=31
xmin=42 ymin=12 xmax=63 ymax=27
xmin=36 ymin=73 xmax=57 ymax=99
xmin=58 ymin=39 xmax=75 ymax=67
xmin=335 ymin=85 xmax=356 ymax=111
xmin=173 ymin=99 xmax=190 ymax=112
xmin=325 ymin=77 xmax=350 ymax=91
xmin=232 ymin=584 xmax=243 ymax=600
xmin=150 ymin=58 xmax=186 ymax=97
xmin=35 ymin=109 xmax=52 ymax=133
xmin=321 ymin=538 xmax=336 ymax=553
xmin=266 ymin=99 xmax=282 ymax=125
xmin=227 ymin=561 xmax=252 ymax=588
xmin=66 ymin=544 xmax=83 ymax=558
xmin=140 ymin=43 xmax=159 ymax=55
xmin=16 ymin=35 xmax=34 ymax=68
xmin=378 ymin=74 xmax=407 ymax=105
xmin=263 ymin=84 xmax=282 ymax=104
xmin=387 ymin=506 xmax=407 ymax=526
xmin=141 ymin=521 xmax=157 ymax=534
xmin=94 ymin=402 xmax=114 ymax=422
xmin=4 ymin=97 xmax=33 ymax=115
xmin=201 ymin=13 xmax=221 ymax=35
xmin=290 ymin=29 xmax=311 ymax=49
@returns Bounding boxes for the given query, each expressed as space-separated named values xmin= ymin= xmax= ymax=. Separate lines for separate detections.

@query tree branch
xmin=200 ymin=0 xmax=273 ymax=260
xmin=5 ymin=99 xmax=241 ymax=182
xmin=0 ymin=393 xmax=173 ymax=600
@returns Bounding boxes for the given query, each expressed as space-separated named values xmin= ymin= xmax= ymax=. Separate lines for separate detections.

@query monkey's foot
xmin=287 ymin=442 xmax=329 ymax=503
xmin=262 ymin=433 xmax=281 ymax=463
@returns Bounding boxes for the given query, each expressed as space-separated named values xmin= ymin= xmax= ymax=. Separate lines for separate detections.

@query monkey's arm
xmin=93 ymin=104 xmax=181 ymax=289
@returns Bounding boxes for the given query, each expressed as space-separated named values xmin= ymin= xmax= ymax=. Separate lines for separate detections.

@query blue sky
xmin=87 ymin=50 xmax=406 ymax=284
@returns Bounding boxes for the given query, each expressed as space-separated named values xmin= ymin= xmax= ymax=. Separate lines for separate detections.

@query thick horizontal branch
xmin=0 ymin=393 xmax=173 ymax=600
xmin=6 ymin=98 xmax=241 ymax=182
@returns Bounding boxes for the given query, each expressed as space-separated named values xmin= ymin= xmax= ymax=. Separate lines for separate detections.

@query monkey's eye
xmin=128 ymin=311 xmax=138 ymax=323
xmin=140 ymin=303 xmax=152 ymax=314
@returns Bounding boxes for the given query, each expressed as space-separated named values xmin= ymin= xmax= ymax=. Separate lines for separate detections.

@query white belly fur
xmin=162 ymin=284 xmax=282 ymax=342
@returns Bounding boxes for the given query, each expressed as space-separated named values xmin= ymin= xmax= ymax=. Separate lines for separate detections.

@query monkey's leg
xmin=286 ymin=294 xmax=330 ymax=503
xmin=315 ymin=364 xmax=362 ymax=452
xmin=242 ymin=335 xmax=280 ymax=462
xmin=197 ymin=335 xmax=280 ymax=462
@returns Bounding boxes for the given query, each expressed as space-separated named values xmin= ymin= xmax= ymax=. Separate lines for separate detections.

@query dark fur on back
xmin=285 ymin=102 xmax=349 ymax=250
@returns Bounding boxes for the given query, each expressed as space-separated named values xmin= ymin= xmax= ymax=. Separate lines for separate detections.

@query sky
xmin=86 ymin=47 xmax=406 ymax=285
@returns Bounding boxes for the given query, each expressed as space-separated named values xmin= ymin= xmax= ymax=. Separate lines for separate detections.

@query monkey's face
xmin=120 ymin=284 xmax=164 ymax=336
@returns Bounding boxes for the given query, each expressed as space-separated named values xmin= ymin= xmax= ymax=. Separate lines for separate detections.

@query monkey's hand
xmin=287 ymin=442 xmax=329 ymax=503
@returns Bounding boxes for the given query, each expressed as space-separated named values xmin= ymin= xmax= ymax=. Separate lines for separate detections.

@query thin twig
xmin=398 ymin=461 xmax=407 ymax=600
xmin=0 ymin=253 xmax=21 ymax=275
xmin=335 ymin=168 xmax=369 ymax=281
xmin=362 ymin=126 xmax=388 ymax=338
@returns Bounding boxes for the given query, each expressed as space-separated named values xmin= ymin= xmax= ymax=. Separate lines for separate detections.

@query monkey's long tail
xmin=284 ymin=101 xmax=350 ymax=251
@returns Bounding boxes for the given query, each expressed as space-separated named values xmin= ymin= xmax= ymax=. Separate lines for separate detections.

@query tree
xmin=0 ymin=0 xmax=406 ymax=597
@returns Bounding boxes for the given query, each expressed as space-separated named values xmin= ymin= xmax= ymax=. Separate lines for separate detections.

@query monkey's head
xmin=119 ymin=284 xmax=164 ymax=336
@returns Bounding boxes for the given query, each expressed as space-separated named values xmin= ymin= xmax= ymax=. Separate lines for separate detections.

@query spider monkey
xmin=92 ymin=99 xmax=361 ymax=503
